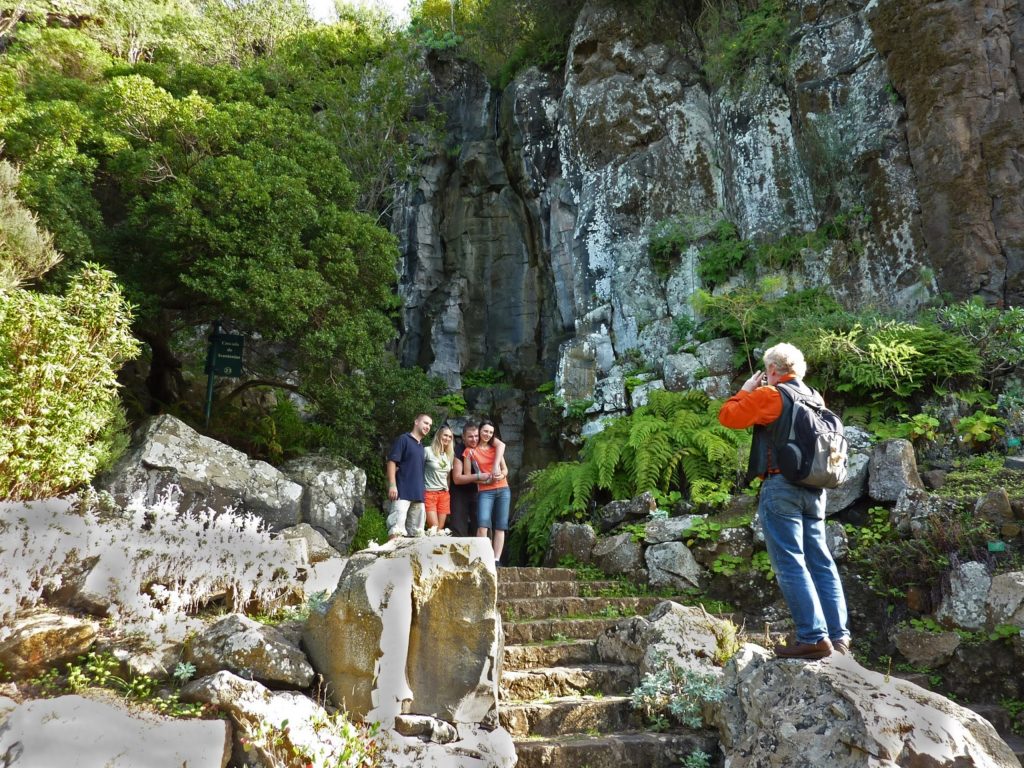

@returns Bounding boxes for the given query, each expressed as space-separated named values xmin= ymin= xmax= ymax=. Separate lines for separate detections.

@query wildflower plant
xmin=631 ymin=651 xmax=726 ymax=729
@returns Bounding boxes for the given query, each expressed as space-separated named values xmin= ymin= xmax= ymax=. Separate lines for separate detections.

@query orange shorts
xmin=424 ymin=489 xmax=450 ymax=517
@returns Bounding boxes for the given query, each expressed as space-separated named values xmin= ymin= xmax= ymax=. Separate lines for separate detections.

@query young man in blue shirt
xmin=385 ymin=413 xmax=432 ymax=539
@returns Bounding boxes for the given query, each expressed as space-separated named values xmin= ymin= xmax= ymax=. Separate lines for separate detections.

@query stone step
xmin=500 ymin=595 xmax=669 ymax=622
xmin=498 ymin=579 xmax=622 ymax=600
xmin=497 ymin=567 xmax=575 ymax=583
xmin=512 ymin=730 xmax=719 ymax=768
xmin=503 ymin=640 xmax=597 ymax=670
xmin=501 ymin=663 xmax=637 ymax=701
xmin=500 ymin=695 xmax=640 ymax=737
xmin=504 ymin=617 xmax=621 ymax=645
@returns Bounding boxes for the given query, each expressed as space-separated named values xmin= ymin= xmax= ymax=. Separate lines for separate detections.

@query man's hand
xmin=388 ymin=487 xmax=398 ymax=501
xmin=741 ymin=370 xmax=765 ymax=392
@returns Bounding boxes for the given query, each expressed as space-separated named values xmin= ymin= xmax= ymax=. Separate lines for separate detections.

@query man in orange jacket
xmin=719 ymin=342 xmax=850 ymax=659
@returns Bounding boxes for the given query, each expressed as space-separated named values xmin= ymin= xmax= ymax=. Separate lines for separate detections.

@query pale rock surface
xmin=185 ymin=613 xmax=314 ymax=688
xmin=891 ymin=486 xmax=964 ymax=538
xmin=936 ymin=561 xmax=992 ymax=631
xmin=0 ymin=611 xmax=97 ymax=679
xmin=590 ymin=532 xmax=644 ymax=576
xmin=630 ymin=378 xmax=665 ymax=408
xmin=825 ymin=452 xmax=870 ymax=516
xmin=987 ymin=571 xmax=1024 ymax=628
xmin=594 ymin=492 xmax=656 ymax=532
xmin=303 ymin=537 xmax=501 ymax=726
xmin=182 ymin=671 xmax=347 ymax=767
xmin=868 ymin=439 xmax=924 ymax=502
xmin=279 ymin=454 xmax=365 ymax=553
xmin=0 ymin=694 xmax=230 ymax=768
xmin=892 ymin=625 xmax=961 ymax=668
xmin=709 ymin=645 xmax=1020 ymax=767
xmin=376 ymin=724 xmax=516 ymax=768
xmin=695 ymin=338 xmax=735 ymax=376
xmin=825 ymin=520 xmax=850 ymax=562
xmin=97 ymin=414 xmax=303 ymax=529
xmin=596 ymin=602 xmax=731 ymax=681
xmin=280 ymin=522 xmax=339 ymax=564
xmin=595 ymin=615 xmax=649 ymax=667
xmin=645 ymin=542 xmax=703 ymax=591
xmin=663 ymin=352 xmax=701 ymax=392
xmin=644 ymin=514 xmax=702 ymax=544
xmin=696 ymin=374 xmax=732 ymax=400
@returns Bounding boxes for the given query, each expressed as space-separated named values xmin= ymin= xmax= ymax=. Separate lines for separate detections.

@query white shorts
xmin=387 ymin=499 xmax=425 ymax=537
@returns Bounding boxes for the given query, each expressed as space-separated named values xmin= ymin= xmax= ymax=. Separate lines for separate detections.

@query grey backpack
xmin=775 ymin=382 xmax=848 ymax=489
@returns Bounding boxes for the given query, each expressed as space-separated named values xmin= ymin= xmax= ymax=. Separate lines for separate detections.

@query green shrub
xmin=697 ymin=220 xmax=748 ymax=289
xmin=0 ymin=265 xmax=139 ymax=499
xmin=462 ymin=367 xmax=506 ymax=387
xmin=631 ymin=650 xmax=727 ymax=730
xmin=351 ymin=507 xmax=388 ymax=552
xmin=702 ymin=0 xmax=793 ymax=88
xmin=808 ymin=320 xmax=980 ymax=400
xmin=931 ymin=299 xmax=1024 ymax=387
xmin=648 ymin=217 xmax=692 ymax=278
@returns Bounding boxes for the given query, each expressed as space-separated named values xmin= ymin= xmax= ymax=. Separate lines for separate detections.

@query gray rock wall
xmin=393 ymin=0 xmax=1022 ymax=460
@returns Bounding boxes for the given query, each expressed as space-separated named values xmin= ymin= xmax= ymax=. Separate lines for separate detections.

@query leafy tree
xmin=512 ymin=389 xmax=749 ymax=564
xmin=0 ymin=13 xmax=445 ymax=490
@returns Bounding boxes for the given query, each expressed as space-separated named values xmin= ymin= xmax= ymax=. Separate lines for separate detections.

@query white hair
xmin=764 ymin=342 xmax=807 ymax=379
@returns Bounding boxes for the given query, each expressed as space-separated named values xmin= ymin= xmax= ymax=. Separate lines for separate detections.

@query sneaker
xmin=833 ymin=637 xmax=851 ymax=655
xmin=774 ymin=637 xmax=833 ymax=660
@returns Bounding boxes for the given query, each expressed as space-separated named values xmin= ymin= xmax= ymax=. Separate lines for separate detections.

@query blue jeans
xmin=477 ymin=486 xmax=511 ymax=531
xmin=759 ymin=474 xmax=849 ymax=645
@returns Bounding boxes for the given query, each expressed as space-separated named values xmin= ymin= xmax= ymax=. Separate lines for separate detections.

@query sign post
xmin=204 ymin=320 xmax=244 ymax=427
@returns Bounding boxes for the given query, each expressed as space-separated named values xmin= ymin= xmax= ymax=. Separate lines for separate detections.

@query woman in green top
xmin=424 ymin=425 xmax=455 ymax=531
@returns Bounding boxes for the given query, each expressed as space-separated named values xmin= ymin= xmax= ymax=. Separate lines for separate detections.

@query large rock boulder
xmin=645 ymin=542 xmax=703 ymax=591
xmin=0 ymin=611 xmax=98 ymax=679
xmin=279 ymin=453 xmax=366 ymax=553
xmin=709 ymin=646 xmax=1020 ymax=767
xmin=543 ymin=522 xmax=597 ymax=567
xmin=935 ymin=561 xmax=991 ymax=631
xmin=869 ymin=439 xmax=924 ymax=502
xmin=303 ymin=537 xmax=501 ymax=726
xmin=987 ymin=571 xmax=1024 ymax=628
xmin=0 ymin=694 xmax=230 ymax=768
xmin=182 ymin=671 xmax=354 ymax=767
xmin=97 ymin=414 xmax=303 ymax=529
xmin=184 ymin=613 xmax=313 ymax=688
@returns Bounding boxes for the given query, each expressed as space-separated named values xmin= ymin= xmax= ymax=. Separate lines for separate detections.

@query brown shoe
xmin=833 ymin=637 xmax=851 ymax=655
xmin=774 ymin=637 xmax=832 ymax=659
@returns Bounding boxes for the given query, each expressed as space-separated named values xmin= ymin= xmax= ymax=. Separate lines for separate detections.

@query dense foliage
xmin=0 ymin=2 xmax=445 ymax=492
xmin=512 ymin=389 xmax=748 ymax=564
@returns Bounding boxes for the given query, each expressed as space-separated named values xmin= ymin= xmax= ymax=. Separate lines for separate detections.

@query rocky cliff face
xmin=391 ymin=0 xmax=1024 ymax=466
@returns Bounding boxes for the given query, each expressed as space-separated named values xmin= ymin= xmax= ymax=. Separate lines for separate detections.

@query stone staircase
xmin=497 ymin=567 xmax=719 ymax=768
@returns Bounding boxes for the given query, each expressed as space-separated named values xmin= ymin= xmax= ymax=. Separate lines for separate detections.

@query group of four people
xmin=385 ymin=415 xmax=511 ymax=562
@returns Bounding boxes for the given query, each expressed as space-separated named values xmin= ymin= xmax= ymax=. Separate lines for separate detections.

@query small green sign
xmin=206 ymin=333 xmax=244 ymax=377
xmin=988 ymin=540 xmax=1007 ymax=553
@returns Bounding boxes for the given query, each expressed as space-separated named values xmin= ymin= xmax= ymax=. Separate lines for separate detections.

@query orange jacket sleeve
xmin=718 ymin=386 xmax=784 ymax=429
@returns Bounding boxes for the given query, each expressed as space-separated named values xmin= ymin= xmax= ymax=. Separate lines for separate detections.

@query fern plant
xmin=512 ymin=389 xmax=749 ymax=564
